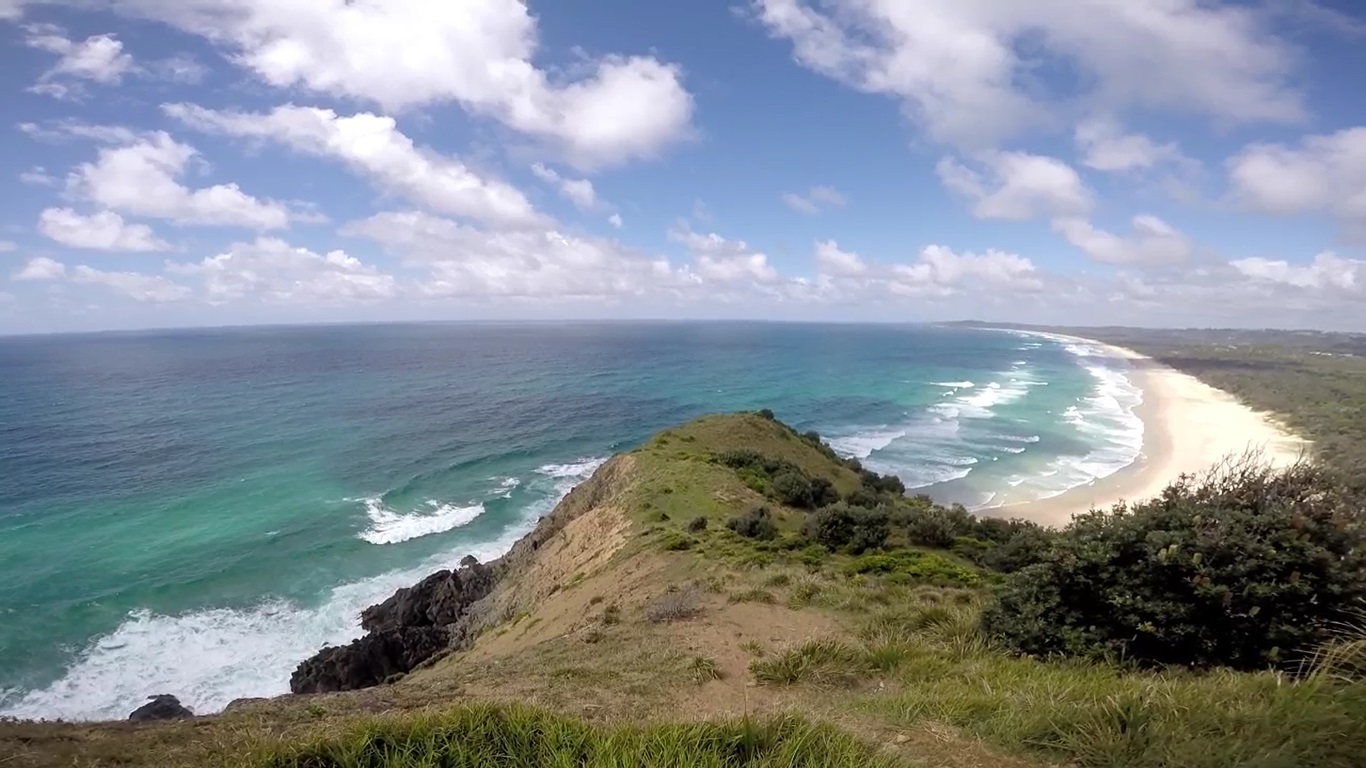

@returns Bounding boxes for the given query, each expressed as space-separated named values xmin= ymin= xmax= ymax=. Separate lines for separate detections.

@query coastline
xmin=993 ymin=334 xmax=1309 ymax=527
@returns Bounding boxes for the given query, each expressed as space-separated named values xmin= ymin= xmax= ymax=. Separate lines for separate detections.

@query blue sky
xmin=1 ymin=0 xmax=1365 ymax=334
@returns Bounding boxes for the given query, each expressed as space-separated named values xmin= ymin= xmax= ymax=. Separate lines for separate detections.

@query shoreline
xmin=990 ymin=333 xmax=1309 ymax=528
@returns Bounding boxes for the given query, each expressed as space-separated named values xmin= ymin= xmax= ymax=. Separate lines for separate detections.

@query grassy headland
xmin=3 ymin=407 xmax=1364 ymax=768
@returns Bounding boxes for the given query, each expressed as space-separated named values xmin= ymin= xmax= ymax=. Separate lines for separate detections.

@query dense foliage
xmin=726 ymin=504 xmax=778 ymax=540
xmin=982 ymin=460 xmax=1366 ymax=671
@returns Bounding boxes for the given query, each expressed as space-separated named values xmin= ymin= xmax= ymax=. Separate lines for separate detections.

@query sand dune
xmin=999 ymin=337 xmax=1309 ymax=528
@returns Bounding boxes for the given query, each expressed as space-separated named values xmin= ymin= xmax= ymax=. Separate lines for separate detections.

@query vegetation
xmin=263 ymin=704 xmax=899 ymax=768
xmin=983 ymin=459 xmax=1366 ymax=670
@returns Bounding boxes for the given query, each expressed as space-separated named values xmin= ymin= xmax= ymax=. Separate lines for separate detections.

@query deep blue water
xmin=0 ymin=322 xmax=1140 ymax=720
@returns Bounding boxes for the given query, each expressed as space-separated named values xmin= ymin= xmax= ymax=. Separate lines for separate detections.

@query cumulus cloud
xmin=114 ymin=0 xmax=693 ymax=168
xmin=166 ymin=238 xmax=397 ymax=303
xmin=1 ymin=0 xmax=28 ymax=21
xmin=1074 ymin=117 xmax=1183 ymax=173
xmin=345 ymin=211 xmax=692 ymax=299
xmin=782 ymin=185 xmax=847 ymax=214
xmin=751 ymin=0 xmax=1303 ymax=149
xmin=669 ymin=227 xmax=779 ymax=283
xmin=13 ymin=257 xmax=67 ymax=281
xmin=1052 ymin=215 xmax=1192 ymax=266
xmin=608 ymin=213 xmax=623 ymax=229
xmin=891 ymin=245 xmax=1042 ymax=296
xmin=529 ymin=163 xmax=600 ymax=212
xmin=938 ymin=152 xmax=1093 ymax=221
xmin=1227 ymin=127 xmax=1366 ymax=242
xmin=70 ymin=265 xmax=194 ymax=303
xmin=66 ymin=131 xmax=304 ymax=230
xmin=165 ymin=104 xmax=541 ymax=227
xmin=814 ymin=239 xmax=866 ymax=276
xmin=25 ymin=25 xmax=136 ymax=99
xmin=19 ymin=167 xmax=58 ymax=186
xmin=38 ymin=208 xmax=171 ymax=251
xmin=1231 ymin=251 xmax=1363 ymax=294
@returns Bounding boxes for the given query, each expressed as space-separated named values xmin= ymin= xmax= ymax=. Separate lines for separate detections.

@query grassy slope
xmin=3 ymin=412 xmax=1363 ymax=768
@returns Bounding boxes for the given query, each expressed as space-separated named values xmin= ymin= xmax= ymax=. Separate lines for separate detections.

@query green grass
xmin=861 ymin=647 xmax=1366 ymax=768
xmin=842 ymin=550 xmax=982 ymax=586
xmin=260 ymin=703 xmax=903 ymax=768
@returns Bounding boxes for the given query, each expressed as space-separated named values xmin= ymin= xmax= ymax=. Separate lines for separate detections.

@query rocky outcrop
xmin=128 ymin=695 xmax=193 ymax=722
xmin=289 ymin=562 xmax=497 ymax=694
xmin=287 ymin=455 xmax=634 ymax=695
xmin=289 ymin=626 xmax=448 ymax=693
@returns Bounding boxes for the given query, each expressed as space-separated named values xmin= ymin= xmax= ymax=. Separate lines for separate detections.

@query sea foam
xmin=0 ymin=458 xmax=606 ymax=722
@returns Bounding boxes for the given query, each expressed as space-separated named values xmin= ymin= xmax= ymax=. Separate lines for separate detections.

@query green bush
xmin=982 ymin=461 xmax=1366 ymax=671
xmin=773 ymin=469 xmax=814 ymax=508
xmin=903 ymin=505 xmax=977 ymax=548
xmin=727 ymin=504 xmax=778 ymax=540
xmin=810 ymin=476 xmax=840 ymax=507
xmin=686 ymin=515 xmax=708 ymax=532
xmin=802 ymin=503 xmax=889 ymax=554
xmin=844 ymin=550 xmax=982 ymax=586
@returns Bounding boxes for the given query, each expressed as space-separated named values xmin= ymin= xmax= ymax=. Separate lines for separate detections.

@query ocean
xmin=0 ymin=323 xmax=1141 ymax=721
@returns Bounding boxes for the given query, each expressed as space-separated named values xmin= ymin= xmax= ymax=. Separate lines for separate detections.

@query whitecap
xmin=826 ymin=428 xmax=907 ymax=460
xmin=0 ymin=457 xmax=608 ymax=722
xmin=932 ymin=380 xmax=974 ymax=388
xmin=357 ymin=498 xmax=487 ymax=546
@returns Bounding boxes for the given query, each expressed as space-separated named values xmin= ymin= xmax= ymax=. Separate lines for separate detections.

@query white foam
xmin=826 ymin=428 xmax=907 ymax=459
xmin=932 ymin=380 xmax=974 ymax=388
xmin=358 ymin=498 xmax=487 ymax=546
xmin=0 ymin=458 xmax=608 ymax=722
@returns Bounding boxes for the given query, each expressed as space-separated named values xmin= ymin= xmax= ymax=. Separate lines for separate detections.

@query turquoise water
xmin=0 ymin=323 xmax=1140 ymax=720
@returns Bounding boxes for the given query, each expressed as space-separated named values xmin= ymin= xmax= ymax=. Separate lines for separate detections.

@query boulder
xmin=361 ymin=562 xmax=497 ymax=632
xmin=128 ymin=694 xmax=193 ymax=722
xmin=289 ymin=626 xmax=447 ymax=694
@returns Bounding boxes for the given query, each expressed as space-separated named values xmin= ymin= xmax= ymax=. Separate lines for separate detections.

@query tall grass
xmin=260 ymin=703 xmax=901 ymax=768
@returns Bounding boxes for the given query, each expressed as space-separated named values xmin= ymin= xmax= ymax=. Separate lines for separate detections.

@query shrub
xmin=903 ymin=505 xmax=977 ymax=548
xmin=843 ymin=487 xmax=883 ymax=509
xmin=979 ymin=523 xmax=1055 ymax=573
xmin=773 ymin=469 xmax=814 ymax=508
xmin=803 ymin=503 xmax=889 ymax=554
xmin=659 ymin=531 xmax=697 ymax=551
xmin=645 ymin=586 xmax=704 ymax=623
xmin=686 ymin=515 xmax=709 ymax=532
xmin=727 ymin=504 xmax=779 ymax=540
xmin=982 ymin=461 xmax=1366 ymax=671
xmin=810 ymin=477 xmax=840 ymax=508
xmin=844 ymin=550 xmax=982 ymax=586
xmin=757 ymin=408 xmax=776 ymax=420
xmin=860 ymin=469 xmax=905 ymax=496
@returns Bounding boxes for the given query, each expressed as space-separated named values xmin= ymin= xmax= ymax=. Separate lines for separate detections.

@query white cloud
xmin=38 ymin=208 xmax=171 ymax=252
xmin=165 ymin=104 xmax=541 ymax=227
xmin=18 ymin=120 xmax=141 ymax=145
xmin=116 ymin=0 xmax=693 ymax=168
xmin=0 ymin=241 xmax=16 ymax=252
xmin=1227 ymin=127 xmax=1366 ymax=242
xmin=26 ymin=26 xmax=136 ymax=98
xmin=147 ymin=54 xmax=208 ymax=84
xmin=19 ymin=167 xmax=58 ymax=186
xmin=345 ymin=211 xmax=691 ymax=299
xmin=70 ymin=265 xmax=194 ymax=303
xmin=669 ymin=227 xmax=779 ymax=283
xmin=166 ymin=237 xmax=396 ymax=303
xmin=891 ymin=245 xmax=1043 ymax=296
xmin=814 ymin=239 xmax=866 ymax=276
xmin=1 ymin=0 xmax=28 ymax=21
xmin=751 ymin=0 xmax=1302 ymax=149
xmin=938 ymin=152 xmax=1093 ymax=220
xmin=67 ymin=131 xmax=298 ymax=229
xmin=13 ymin=257 xmax=67 ymax=281
xmin=782 ymin=185 xmax=847 ymax=214
xmin=608 ymin=214 xmax=623 ymax=229
xmin=1052 ymin=214 xmax=1192 ymax=266
xmin=530 ymin=163 xmax=599 ymax=211
xmin=1074 ymin=117 xmax=1180 ymax=173
xmin=1230 ymin=251 xmax=1363 ymax=294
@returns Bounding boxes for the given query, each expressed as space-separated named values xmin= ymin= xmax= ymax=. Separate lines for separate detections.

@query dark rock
xmin=361 ymin=562 xmax=497 ymax=633
xmin=128 ymin=694 xmax=193 ymax=722
xmin=290 ymin=626 xmax=447 ymax=694
xmin=459 ymin=554 xmax=479 ymax=568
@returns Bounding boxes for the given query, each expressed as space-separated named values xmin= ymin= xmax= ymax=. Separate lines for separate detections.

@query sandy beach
xmin=997 ymin=335 xmax=1310 ymax=528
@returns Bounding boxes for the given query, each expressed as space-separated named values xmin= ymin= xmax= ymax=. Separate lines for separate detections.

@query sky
xmin=1 ymin=0 xmax=1365 ymax=334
